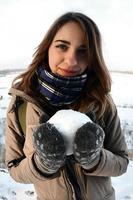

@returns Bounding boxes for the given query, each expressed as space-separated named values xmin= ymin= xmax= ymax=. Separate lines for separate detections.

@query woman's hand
xmin=33 ymin=123 xmax=66 ymax=174
xmin=73 ymin=122 xmax=105 ymax=170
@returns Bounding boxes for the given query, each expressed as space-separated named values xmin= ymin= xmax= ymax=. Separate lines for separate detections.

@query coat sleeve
xmin=83 ymin=105 xmax=129 ymax=177
xmin=5 ymin=97 xmax=59 ymax=184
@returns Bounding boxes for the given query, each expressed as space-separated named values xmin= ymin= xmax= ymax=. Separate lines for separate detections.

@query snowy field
xmin=0 ymin=70 xmax=133 ymax=199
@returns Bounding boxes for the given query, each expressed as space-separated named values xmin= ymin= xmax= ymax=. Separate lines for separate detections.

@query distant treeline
xmin=0 ymin=69 xmax=24 ymax=75
xmin=110 ymin=70 xmax=133 ymax=74
xmin=0 ymin=68 xmax=133 ymax=75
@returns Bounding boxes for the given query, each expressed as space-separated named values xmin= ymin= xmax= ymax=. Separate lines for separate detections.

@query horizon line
xmin=0 ymin=68 xmax=133 ymax=75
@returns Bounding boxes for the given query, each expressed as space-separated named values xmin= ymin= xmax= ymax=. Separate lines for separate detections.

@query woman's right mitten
xmin=33 ymin=123 xmax=66 ymax=174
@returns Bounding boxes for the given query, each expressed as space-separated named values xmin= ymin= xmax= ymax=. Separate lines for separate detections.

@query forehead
xmin=53 ymin=21 xmax=87 ymax=44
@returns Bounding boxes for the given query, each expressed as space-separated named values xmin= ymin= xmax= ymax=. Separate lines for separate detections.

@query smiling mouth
xmin=59 ymin=68 xmax=78 ymax=74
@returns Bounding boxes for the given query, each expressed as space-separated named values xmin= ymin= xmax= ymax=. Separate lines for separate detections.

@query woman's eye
xmin=55 ymin=44 xmax=68 ymax=51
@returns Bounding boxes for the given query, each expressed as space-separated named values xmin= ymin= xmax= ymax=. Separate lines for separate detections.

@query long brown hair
xmin=13 ymin=12 xmax=113 ymax=119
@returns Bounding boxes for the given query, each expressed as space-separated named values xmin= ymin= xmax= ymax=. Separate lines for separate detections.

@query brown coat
xmin=5 ymin=88 xmax=129 ymax=200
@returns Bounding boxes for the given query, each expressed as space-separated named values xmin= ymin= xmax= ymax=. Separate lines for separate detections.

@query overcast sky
xmin=0 ymin=0 xmax=133 ymax=72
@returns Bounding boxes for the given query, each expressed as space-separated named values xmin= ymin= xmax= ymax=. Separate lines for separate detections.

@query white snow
xmin=0 ymin=162 xmax=132 ymax=200
xmin=0 ymin=71 xmax=133 ymax=199
xmin=112 ymin=161 xmax=133 ymax=200
xmin=48 ymin=109 xmax=92 ymax=155
xmin=0 ymin=169 xmax=36 ymax=200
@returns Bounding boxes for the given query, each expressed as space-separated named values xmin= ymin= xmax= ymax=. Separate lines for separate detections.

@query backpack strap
xmin=18 ymin=101 xmax=27 ymax=134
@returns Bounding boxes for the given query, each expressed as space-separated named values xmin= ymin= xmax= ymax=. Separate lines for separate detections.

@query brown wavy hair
xmin=13 ymin=12 xmax=113 ymax=119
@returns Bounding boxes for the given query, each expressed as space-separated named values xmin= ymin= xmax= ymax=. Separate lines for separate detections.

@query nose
xmin=65 ymin=51 xmax=78 ymax=67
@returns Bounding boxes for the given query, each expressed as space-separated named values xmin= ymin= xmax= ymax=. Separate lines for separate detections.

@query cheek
xmin=80 ymin=64 xmax=88 ymax=73
xmin=48 ymin=48 xmax=58 ymax=72
xmin=78 ymin=56 xmax=88 ymax=73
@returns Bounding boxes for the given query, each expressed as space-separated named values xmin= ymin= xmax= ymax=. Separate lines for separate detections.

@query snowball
xmin=48 ymin=109 xmax=92 ymax=155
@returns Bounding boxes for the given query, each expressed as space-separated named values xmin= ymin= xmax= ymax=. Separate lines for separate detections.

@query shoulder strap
xmin=18 ymin=101 xmax=27 ymax=134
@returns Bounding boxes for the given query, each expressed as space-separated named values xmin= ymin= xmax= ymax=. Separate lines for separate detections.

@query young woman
xmin=5 ymin=12 xmax=129 ymax=200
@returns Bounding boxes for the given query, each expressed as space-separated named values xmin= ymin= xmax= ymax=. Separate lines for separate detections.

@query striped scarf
xmin=36 ymin=67 xmax=87 ymax=106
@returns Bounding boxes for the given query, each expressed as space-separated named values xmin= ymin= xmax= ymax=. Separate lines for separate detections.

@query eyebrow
xmin=54 ymin=40 xmax=70 ymax=45
xmin=54 ymin=39 xmax=87 ymax=48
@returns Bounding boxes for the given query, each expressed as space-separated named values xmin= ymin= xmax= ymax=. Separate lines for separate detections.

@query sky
xmin=0 ymin=0 xmax=133 ymax=72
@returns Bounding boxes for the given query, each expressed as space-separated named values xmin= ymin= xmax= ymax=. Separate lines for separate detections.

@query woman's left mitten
xmin=73 ymin=122 xmax=105 ymax=170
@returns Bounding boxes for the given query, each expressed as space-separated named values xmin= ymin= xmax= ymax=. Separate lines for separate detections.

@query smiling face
xmin=48 ymin=21 xmax=88 ymax=77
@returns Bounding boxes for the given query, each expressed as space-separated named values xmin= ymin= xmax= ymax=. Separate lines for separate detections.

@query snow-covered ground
xmin=0 ymin=168 xmax=36 ymax=200
xmin=0 ymin=161 xmax=132 ymax=200
xmin=0 ymin=70 xmax=133 ymax=199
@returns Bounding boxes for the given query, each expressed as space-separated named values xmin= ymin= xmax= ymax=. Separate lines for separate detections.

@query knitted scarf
xmin=36 ymin=66 xmax=87 ymax=106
